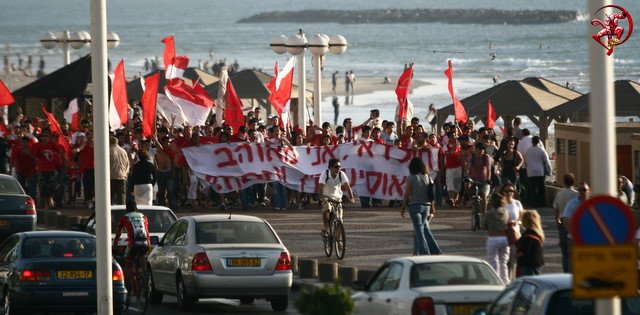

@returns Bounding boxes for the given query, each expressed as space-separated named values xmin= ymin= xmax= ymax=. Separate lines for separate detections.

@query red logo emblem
xmin=591 ymin=5 xmax=634 ymax=56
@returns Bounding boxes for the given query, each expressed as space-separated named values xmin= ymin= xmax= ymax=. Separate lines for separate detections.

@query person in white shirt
xmin=553 ymin=173 xmax=578 ymax=273
xmin=318 ymin=158 xmax=354 ymax=235
xmin=524 ymin=136 xmax=552 ymax=207
xmin=501 ymin=182 xmax=524 ymax=280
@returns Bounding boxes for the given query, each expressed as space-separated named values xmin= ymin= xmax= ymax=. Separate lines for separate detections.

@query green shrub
xmin=294 ymin=283 xmax=355 ymax=315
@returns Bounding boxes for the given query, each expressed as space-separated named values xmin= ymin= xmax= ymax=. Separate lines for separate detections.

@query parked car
xmin=0 ymin=174 xmax=37 ymax=240
xmin=147 ymin=214 xmax=293 ymax=312
xmin=82 ymin=205 xmax=177 ymax=255
xmin=351 ymin=255 xmax=505 ymax=315
xmin=481 ymin=273 xmax=640 ymax=315
xmin=0 ymin=230 xmax=126 ymax=314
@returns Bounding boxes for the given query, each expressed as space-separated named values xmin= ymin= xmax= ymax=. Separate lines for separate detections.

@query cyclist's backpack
xmin=325 ymin=169 xmax=345 ymax=184
xmin=126 ymin=212 xmax=149 ymax=249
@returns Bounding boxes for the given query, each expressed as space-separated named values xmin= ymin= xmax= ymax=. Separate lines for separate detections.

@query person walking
xmin=332 ymin=97 xmax=340 ymax=126
xmin=516 ymin=210 xmax=545 ymax=277
xmin=553 ymin=173 xmax=578 ymax=273
xmin=331 ymin=70 xmax=338 ymax=94
xmin=130 ymin=149 xmax=156 ymax=206
xmin=109 ymin=136 xmax=130 ymax=205
xmin=498 ymin=137 xmax=523 ymax=191
xmin=502 ymin=182 xmax=524 ymax=280
xmin=344 ymin=71 xmax=351 ymax=94
xmin=524 ymin=136 xmax=551 ymax=207
xmin=483 ymin=193 xmax=510 ymax=284
xmin=400 ymin=157 xmax=442 ymax=255
xmin=561 ymin=181 xmax=590 ymax=272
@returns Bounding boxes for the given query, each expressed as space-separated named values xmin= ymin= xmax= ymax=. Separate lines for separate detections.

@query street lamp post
xmin=40 ymin=31 xmax=120 ymax=65
xmin=271 ymin=32 xmax=347 ymax=131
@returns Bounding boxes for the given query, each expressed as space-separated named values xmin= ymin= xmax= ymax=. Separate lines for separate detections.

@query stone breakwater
xmin=238 ymin=9 xmax=578 ymax=25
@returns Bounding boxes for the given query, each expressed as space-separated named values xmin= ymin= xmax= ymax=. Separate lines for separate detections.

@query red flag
xmin=166 ymin=55 xmax=189 ymax=80
xmin=224 ymin=79 xmax=245 ymax=133
xmin=109 ymin=60 xmax=129 ymax=130
xmin=64 ymin=98 xmax=80 ymax=131
xmin=42 ymin=105 xmax=71 ymax=158
xmin=141 ymin=73 xmax=160 ymax=137
xmin=268 ymin=57 xmax=295 ymax=128
xmin=265 ymin=62 xmax=279 ymax=92
xmin=444 ymin=60 xmax=467 ymax=124
xmin=486 ymin=100 xmax=496 ymax=129
xmin=161 ymin=35 xmax=176 ymax=73
xmin=0 ymin=80 xmax=14 ymax=106
xmin=395 ymin=64 xmax=414 ymax=120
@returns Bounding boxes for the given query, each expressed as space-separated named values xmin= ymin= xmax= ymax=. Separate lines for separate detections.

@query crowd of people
xmin=6 ymin=100 xmax=639 ymax=284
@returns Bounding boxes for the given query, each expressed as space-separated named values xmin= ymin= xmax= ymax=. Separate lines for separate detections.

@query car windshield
xmin=546 ymin=289 xmax=640 ymax=315
xmin=110 ymin=210 xmax=176 ymax=234
xmin=195 ymin=221 xmax=279 ymax=244
xmin=22 ymin=236 xmax=96 ymax=259
xmin=409 ymin=262 xmax=503 ymax=287
xmin=0 ymin=178 xmax=24 ymax=194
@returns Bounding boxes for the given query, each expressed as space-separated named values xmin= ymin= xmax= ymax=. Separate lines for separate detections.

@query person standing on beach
xmin=331 ymin=71 xmax=338 ymax=94
xmin=349 ymin=70 xmax=356 ymax=94
xmin=344 ymin=71 xmax=351 ymax=94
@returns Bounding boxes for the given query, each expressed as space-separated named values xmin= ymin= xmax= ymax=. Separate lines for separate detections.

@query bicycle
xmin=116 ymin=250 xmax=149 ymax=314
xmin=322 ymin=198 xmax=346 ymax=260
xmin=468 ymin=180 xmax=485 ymax=231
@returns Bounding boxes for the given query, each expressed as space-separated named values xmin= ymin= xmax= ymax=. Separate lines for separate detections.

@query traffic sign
xmin=572 ymin=245 xmax=638 ymax=299
xmin=571 ymin=195 xmax=636 ymax=245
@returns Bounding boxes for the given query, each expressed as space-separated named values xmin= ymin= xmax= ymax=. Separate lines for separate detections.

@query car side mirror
xmin=150 ymin=236 xmax=160 ymax=245
xmin=351 ymin=280 xmax=366 ymax=291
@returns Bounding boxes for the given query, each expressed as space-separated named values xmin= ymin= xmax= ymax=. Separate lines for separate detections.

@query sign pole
xmin=588 ymin=0 xmax=618 ymax=313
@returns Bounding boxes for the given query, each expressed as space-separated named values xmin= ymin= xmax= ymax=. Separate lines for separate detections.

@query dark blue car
xmin=0 ymin=174 xmax=37 ymax=240
xmin=0 ymin=231 xmax=126 ymax=314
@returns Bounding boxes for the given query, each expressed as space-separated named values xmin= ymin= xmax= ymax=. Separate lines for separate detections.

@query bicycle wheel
xmin=323 ymin=220 xmax=333 ymax=257
xmin=334 ymin=221 xmax=346 ymax=260
xmin=134 ymin=272 xmax=149 ymax=314
xmin=471 ymin=199 xmax=479 ymax=231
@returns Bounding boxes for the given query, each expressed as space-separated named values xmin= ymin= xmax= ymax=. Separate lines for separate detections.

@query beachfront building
xmin=554 ymin=121 xmax=640 ymax=185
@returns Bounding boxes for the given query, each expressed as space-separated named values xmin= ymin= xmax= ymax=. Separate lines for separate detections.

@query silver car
xmin=482 ymin=273 xmax=640 ymax=314
xmin=147 ymin=214 xmax=293 ymax=312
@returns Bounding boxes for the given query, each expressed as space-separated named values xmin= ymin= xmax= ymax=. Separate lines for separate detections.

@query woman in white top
xmin=501 ymin=182 xmax=524 ymax=281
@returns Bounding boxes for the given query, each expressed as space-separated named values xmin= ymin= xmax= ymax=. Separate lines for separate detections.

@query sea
xmin=1 ymin=0 xmax=639 ymax=130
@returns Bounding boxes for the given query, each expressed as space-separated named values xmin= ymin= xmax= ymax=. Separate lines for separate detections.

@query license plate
xmin=450 ymin=303 xmax=486 ymax=315
xmin=58 ymin=270 xmax=93 ymax=280
xmin=0 ymin=220 xmax=8 ymax=227
xmin=227 ymin=258 xmax=261 ymax=267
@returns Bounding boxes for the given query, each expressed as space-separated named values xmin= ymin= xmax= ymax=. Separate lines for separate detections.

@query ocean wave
xmin=575 ymin=11 xmax=589 ymax=21
xmin=614 ymin=58 xmax=640 ymax=65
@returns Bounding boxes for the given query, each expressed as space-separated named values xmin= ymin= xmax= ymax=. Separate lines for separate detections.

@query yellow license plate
xmin=57 ymin=270 xmax=93 ymax=280
xmin=451 ymin=304 xmax=486 ymax=315
xmin=0 ymin=220 xmax=9 ymax=227
xmin=227 ymin=258 xmax=261 ymax=267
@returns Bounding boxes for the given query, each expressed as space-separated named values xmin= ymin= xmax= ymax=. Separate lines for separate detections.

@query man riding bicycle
xmin=318 ymin=158 xmax=354 ymax=235
xmin=113 ymin=199 xmax=150 ymax=288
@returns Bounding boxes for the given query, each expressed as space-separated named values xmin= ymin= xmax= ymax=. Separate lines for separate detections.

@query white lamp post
xmin=271 ymin=32 xmax=347 ymax=131
xmin=309 ymin=34 xmax=347 ymax=125
xmin=40 ymin=30 xmax=119 ymax=65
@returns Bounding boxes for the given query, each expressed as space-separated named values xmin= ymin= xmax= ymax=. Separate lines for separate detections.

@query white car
xmin=147 ymin=214 xmax=293 ymax=312
xmin=351 ymin=255 xmax=505 ymax=315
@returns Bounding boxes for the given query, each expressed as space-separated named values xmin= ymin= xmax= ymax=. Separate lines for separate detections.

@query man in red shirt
xmin=75 ymin=132 xmax=95 ymax=205
xmin=113 ymin=199 xmax=150 ymax=288
xmin=444 ymin=136 xmax=463 ymax=208
xmin=171 ymin=126 xmax=195 ymax=206
xmin=29 ymin=131 xmax=62 ymax=210
xmin=12 ymin=137 xmax=37 ymax=199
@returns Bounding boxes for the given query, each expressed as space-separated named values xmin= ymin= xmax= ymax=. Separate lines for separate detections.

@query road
xmin=44 ymin=203 xmax=562 ymax=314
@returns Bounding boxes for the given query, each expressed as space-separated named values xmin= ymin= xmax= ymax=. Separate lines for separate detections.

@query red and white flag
xmin=486 ymin=100 xmax=497 ymax=129
xmin=224 ymin=79 xmax=245 ymax=134
xmin=64 ymin=98 xmax=80 ymax=131
xmin=265 ymin=62 xmax=279 ymax=92
xmin=161 ymin=35 xmax=176 ymax=73
xmin=444 ymin=60 xmax=467 ymax=124
xmin=164 ymin=78 xmax=214 ymax=126
xmin=165 ymin=56 xmax=189 ymax=80
xmin=141 ymin=73 xmax=160 ymax=137
xmin=109 ymin=60 xmax=129 ymax=130
xmin=395 ymin=63 xmax=414 ymax=121
xmin=268 ymin=57 xmax=295 ymax=128
xmin=0 ymin=80 xmax=14 ymax=106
